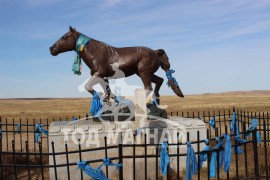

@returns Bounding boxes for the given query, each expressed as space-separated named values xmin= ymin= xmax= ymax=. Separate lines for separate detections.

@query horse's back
xmin=114 ymin=46 xmax=160 ymax=76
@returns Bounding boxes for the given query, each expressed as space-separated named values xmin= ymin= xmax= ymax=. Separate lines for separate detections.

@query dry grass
xmin=0 ymin=90 xmax=270 ymax=122
xmin=0 ymin=90 xmax=270 ymax=179
xmin=161 ymin=91 xmax=270 ymax=113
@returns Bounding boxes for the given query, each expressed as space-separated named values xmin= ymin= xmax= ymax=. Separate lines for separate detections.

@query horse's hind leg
xmin=138 ymin=72 xmax=153 ymax=97
xmin=151 ymin=74 xmax=164 ymax=104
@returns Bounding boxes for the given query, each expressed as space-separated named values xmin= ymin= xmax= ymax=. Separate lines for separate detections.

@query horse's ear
xmin=69 ymin=26 xmax=76 ymax=33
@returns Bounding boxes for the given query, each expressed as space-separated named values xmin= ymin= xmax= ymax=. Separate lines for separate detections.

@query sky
xmin=0 ymin=0 xmax=270 ymax=98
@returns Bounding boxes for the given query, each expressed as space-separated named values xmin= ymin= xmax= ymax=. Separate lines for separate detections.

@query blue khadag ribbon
xmin=199 ymin=139 xmax=210 ymax=169
xmin=245 ymin=119 xmax=262 ymax=143
xmin=224 ymin=134 xmax=232 ymax=172
xmin=160 ymin=142 xmax=170 ymax=175
xmin=17 ymin=123 xmax=21 ymax=134
xmin=234 ymin=119 xmax=261 ymax=154
xmin=77 ymin=161 xmax=109 ymax=180
xmin=234 ymin=134 xmax=246 ymax=154
xmin=100 ymin=157 xmax=122 ymax=170
xmin=209 ymin=116 xmax=216 ymax=130
xmin=35 ymin=123 xmax=48 ymax=143
xmin=90 ymin=90 xmax=103 ymax=117
xmin=166 ymin=69 xmax=179 ymax=87
xmin=186 ymin=142 xmax=197 ymax=180
xmin=230 ymin=112 xmax=239 ymax=134
xmin=72 ymin=34 xmax=91 ymax=75
xmin=78 ymin=157 xmax=122 ymax=180
xmin=210 ymin=137 xmax=223 ymax=178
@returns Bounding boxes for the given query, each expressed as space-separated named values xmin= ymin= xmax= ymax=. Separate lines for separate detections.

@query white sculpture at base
xmin=49 ymin=89 xmax=207 ymax=180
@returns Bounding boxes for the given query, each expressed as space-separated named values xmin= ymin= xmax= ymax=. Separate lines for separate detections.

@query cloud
xmin=104 ymin=0 xmax=123 ymax=7
xmin=215 ymin=20 xmax=270 ymax=40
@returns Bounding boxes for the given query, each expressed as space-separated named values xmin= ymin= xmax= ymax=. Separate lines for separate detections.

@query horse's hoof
xmin=106 ymin=101 xmax=111 ymax=106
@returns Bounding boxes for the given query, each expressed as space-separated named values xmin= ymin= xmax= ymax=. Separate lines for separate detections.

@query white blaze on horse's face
xmin=50 ymin=28 xmax=77 ymax=56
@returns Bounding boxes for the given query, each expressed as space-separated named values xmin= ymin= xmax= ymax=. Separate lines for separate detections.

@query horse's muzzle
xmin=49 ymin=43 xmax=58 ymax=56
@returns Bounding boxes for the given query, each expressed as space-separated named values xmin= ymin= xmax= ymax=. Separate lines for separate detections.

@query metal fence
xmin=0 ymin=108 xmax=269 ymax=179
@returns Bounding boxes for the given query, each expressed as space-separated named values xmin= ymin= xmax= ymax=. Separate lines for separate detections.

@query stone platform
xmin=49 ymin=117 xmax=206 ymax=180
xmin=48 ymin=89 xmax=207 ymax=180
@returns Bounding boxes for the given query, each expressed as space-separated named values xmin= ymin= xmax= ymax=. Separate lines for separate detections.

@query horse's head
xmin=50 ymin=26 xmax=79 ymax=56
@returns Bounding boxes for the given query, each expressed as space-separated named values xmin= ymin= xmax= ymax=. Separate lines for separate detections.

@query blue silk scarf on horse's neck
xmin=72 ymin=34 xmax=91 ymax=75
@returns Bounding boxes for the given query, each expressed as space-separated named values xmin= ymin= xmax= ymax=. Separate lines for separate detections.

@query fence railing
xmin=1 ymin=108 xmax=269 ymax=152
xmin=0 ymin=128 xmax=266 ymax=179
xmin=0 ymin=107 xmax=269 ymax=179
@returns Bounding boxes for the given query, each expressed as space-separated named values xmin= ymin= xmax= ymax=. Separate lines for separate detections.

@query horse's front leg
xmin=85 ymin=74 xmax=106 ymax=116
xmin=101 ymin=78 xmax=117 ymax=105
xmin=84 ymin=73 xmax=103 ymax=95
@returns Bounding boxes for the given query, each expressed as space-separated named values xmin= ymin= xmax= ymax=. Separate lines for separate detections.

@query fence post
xmin=267 ymin=112 xmax=270 ymax=147
xmin=167 ymin=139 xmax=170 ymax=180
xmin=65 ymin=143 xmax=71 ymax=180
xmin=39 ymin=141 xmax=45 ymax=180
xmin=19 ymin=118 xmax=22 ymax=153
xmin=78 ymin=139 xmax=83 ymax=180
xmin=234 ymin=122 xmax=239 ymax=179
xmin=252 ymin=129 xmax=259 ymax=178
xmin=104 ymin=136 xmax=108 ymax=177
xmin=177 ymin=132 xmax=180 ymax=180
xmin=12 ymin=140 xmax=18 ymax=180
xmin=197 ymin=131 xmax=201 ymax=180
xmin=0 ymin=119 xmax=3 ymax=180
xmin=144 ymin=133 xmax=147 ymax=179
xmin=263 ymin=116 xmax=269 ymax=179
xmin=118 ymin=133 xmax=123 ymax=180
xmin=51 ymin=141 xmax=58 ymax=180
xmin=5 ymin=118 xmax=8 ymax=151
xmin=25 ymin=141 xmax=31 ymax=179
xmin=133 ymin=133 xmax=136 ymax=180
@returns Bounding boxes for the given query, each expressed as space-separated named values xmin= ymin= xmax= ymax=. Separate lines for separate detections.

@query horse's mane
xmin=91 ymin=37 xmax=118 ymax=57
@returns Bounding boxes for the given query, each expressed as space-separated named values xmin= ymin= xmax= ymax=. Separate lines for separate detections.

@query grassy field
xmin=1 ymin=90 xmax=270 ymax=179
xmin=0 ymin=90 xmax=270 ymax=120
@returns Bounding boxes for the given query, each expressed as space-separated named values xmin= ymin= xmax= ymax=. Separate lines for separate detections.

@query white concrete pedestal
xmin=49 ymin=118 xmax=206 ymax=180
xmin=48 ymin=89 xmax=207 ymax=180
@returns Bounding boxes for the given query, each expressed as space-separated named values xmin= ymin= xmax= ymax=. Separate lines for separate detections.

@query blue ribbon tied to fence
xmin=199 ymin=139 xmax=210 ymax=169
xmin=17 ymin=123 xmax=21 ymax=134
xmin=35 ymin=123 xmax=48 ymax=143
xmin=234 ymin=134 xmax=246 ymax=154
xmin=234 ymin=118 xmax=261 ymax=154
xmin=77 ymin=161 xmax=109 ymax=180
xmin=230 ymin=111 xmax=247 ymax=154
xmin=224 ymin=134 xmax=232 ymax=172
xmin=90 ymin=90 xmax=103 ymax=117
xmin=209 ymin=116 xmax=216 ymax=130
xmin=230 ymin=112 xmax=239 ymax=134
xmin=210 ymin=137 xmax=224 ymax=178
xmin=245 ymin=118 xmax=262 ymax=143
xmin=100 ymin=157 xmax=122 ymax=170
xmin=186 ymin=142 xmax=198 ymax=180
xmin=78 ymin=157 xmax=122 ymax=180
xmin=72 ymin=118 xmax=77 ymax=122
xmin=160 ymin=142 xmax=170 ymax=175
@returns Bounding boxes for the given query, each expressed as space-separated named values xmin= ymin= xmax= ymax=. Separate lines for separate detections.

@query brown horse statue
xmin=50 ymin=26 xmax=184 ymax=104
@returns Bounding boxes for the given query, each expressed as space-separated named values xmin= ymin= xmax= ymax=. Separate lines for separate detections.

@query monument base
xmin=49 ymin=117 xmax=206 ymax=180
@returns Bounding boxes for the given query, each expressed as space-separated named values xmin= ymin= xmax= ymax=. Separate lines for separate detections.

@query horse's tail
xmin=155 ymin=49 xmax=184 ymax=98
